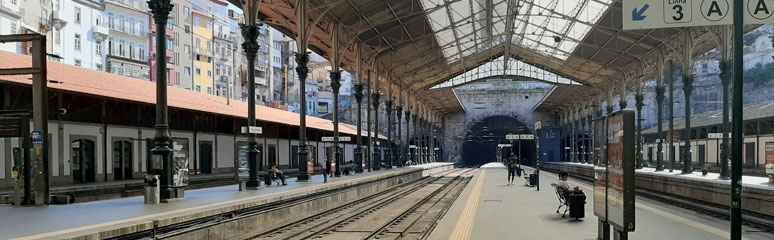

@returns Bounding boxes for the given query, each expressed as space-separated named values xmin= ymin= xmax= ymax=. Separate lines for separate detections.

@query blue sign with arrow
xmin=632 ymin=4 xmax=649 ymax=21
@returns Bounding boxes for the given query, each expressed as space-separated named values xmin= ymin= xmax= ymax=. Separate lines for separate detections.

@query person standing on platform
xmin=507 ymin=153 xmax=518 ymax=185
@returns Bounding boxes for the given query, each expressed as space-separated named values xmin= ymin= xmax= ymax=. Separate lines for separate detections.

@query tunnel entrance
xmin=461 ymin=116 xmax=536 ymax=166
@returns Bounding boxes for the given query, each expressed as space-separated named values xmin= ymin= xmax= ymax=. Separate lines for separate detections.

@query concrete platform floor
xmin=429 ymin=164 xmax=774 ymax=240
xmin=0 ymin=166 xmax=421 ymax=239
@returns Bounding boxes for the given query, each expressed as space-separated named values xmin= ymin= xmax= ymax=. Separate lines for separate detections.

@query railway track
xmin=252 ymin=168 xmax=475 ymax=240
xmin=543 ymin=168 xmax=774 ymax=233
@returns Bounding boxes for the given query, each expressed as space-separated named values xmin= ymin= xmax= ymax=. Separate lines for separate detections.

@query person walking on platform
xmin=507 ymin=153 xmax=518 ymax=185
xmin=321 ymin=156 xmax=329 ymax=183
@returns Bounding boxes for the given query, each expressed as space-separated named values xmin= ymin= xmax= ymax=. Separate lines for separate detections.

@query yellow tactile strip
xmin=450 ymin=170 xmax=486 ymax=240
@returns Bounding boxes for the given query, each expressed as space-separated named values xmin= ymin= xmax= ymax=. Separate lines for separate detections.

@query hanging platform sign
xmin=506 ymin=134 xmax=519 ymax=140
xmin=241 ymin=126 xmax=263 ymax=134
xmin=520 ymin=134 xmax=534 ymax=140
xmin=322 ymin=136 xmax=351 ymax=142
xmin=623 ymin=0 xmax=774 ymax=30
xmin=497 ymin=144 xmax=512 ymax=148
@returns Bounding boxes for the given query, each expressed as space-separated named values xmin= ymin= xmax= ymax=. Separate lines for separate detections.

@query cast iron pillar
xmin=295 ymin=53 xmax=310 ymax=181
xmin=606 ymin=104 xmax=614 ymax=115
xmin=331 ymin=71 xmax=342 ymax=176
xmin=386 ymin=100 xmax=394 ymax=169
xmin=635 ymin=94 xmax=644 ymax=169
xmin=413 ymin=113 xmax=419 ymax=164
xmin=619 ymin=100 xmax=627 ymax=110
xmin=354 ymin=84 xmax=364 ymax=173
xmin=372 ymin=92 xmax=380 ymax=170
xmin=396 ymin=106 xmax=403 ymax=167
xmin=668 ymin=61 xmax=675 ymax=172
xmin=719 ymin=61 xmax=731 ymax=179
xmin=682 ymin=74 xmax=694 ymax=173
xmin=148 ymin=0 xmax=176 ymax=201
xmin=366 ymin=81 xmax=372 ymax=172
xmin=406 ymin=110 xmax=412 ymax=165
xmin=571 ymin=114 xmax=576 ymax=162
xmin=241 ymin=23 xmax=262 ymax=188
xmin=655 ymin=86 xmax=665 ymax=171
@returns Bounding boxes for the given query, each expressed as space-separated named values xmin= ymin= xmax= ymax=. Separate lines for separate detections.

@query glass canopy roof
xmin=419 ymin=0 xmax=612 ymax=63
xmin=430 ymin=56 xmax=581 ymax=89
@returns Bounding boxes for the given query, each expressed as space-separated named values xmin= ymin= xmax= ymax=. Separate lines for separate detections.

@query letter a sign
xmin=623 ymin=0 xmax=774 ymax=30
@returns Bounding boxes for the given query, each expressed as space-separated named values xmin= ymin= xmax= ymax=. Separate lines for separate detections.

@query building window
xmin=96 ymin=41 xmax=102 ymax=55
xmin=109 ymin=13 xmax=115 ymax=29
xmin=54 ymin=29 xmax=60 ymax=45
xmin=129 ymin=18 xmax=135 ymax=35
xmin=196 ymin=67 xmax=201 ymax=75
xmin=139 ymin=44 xmax=146 ymax=60
xmin=185 ymin=67 xmax=191 ymax=76
xmin=96 ymin=63 xmax=102 ymax=70
xmin=139 ymin=21 xmax=146 ymax=37
xmin=184 ymin=25 xmax=190 ymax=33
xmin=195 ymin=17 xmax=201 ymax=27
xmin=184 ymin=45 xmax=190 ymax=53
xmin=167 ymin=18 xmax=173 ymax=30
xmin=206 ymin=20 xmax=211 ymax=30
xmin=184 ymin=7 xmax=190 ymax=16
xmin=119 ymin=15 xmax=125 ymax=32
xmin=206 ymin=86 xmax=213 ymax=95
xmin=207 ymin=70 xmax=212 ymax=77
xmin=74 ymin=34 xmax=81 ymax=50
xmin=168 ymin=40 xmax=173 ymax=51
xmin=75 ymin=7 xmax=81 ymax=24
xmin=196 ymin=85 xmax=201 ymax=92
xmin=74 ymin=59 xmax=81 ymax=66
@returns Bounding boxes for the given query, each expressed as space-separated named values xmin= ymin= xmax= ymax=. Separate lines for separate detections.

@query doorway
xmin=745 ymin=142 xmax=756 ymax=168
xmin=72 ymin=139 xmax=96 ymax=183
xmin=113 ymin=140 xmax=133 ymax=180
xmin=200 ymin=141 xmax=213 ymax=174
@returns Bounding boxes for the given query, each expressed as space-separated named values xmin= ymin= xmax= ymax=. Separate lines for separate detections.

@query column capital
xmin=148 ymin=0 xmax=174 ymax=25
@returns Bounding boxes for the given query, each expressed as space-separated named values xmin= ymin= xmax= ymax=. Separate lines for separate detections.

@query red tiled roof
xmin=0 ymin=51 xmax=384 ymax=139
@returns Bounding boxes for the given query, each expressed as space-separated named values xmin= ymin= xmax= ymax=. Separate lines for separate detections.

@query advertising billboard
xmin=593 ymin=116 xmax=607 ymax=220
xmin=606 ymin=110 xmax=635 ymax=232
xmin=172 ymin=138 xmax=190 ymax=187
xmin=766 ymin=142 xmax=774 ymax=175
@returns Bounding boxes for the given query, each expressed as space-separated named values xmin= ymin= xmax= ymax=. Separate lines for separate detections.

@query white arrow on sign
xmin=623 ymin=0 xmax=774 ymax=30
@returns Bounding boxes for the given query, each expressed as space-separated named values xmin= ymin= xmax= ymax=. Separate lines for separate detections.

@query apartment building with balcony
xmin=227 ymin=8 xmax=244 ymax=102
xmin=52 ymin=0 xmax=108 ymax=71
xmin=19 ymin=0 xmax=56 ymax=58
xmin=149 ymin=12 xmax=175 ymax=85
xmin=105 ymin=0 xmax=150 ymax=80
xmin=210 ymin=0 xmax=233 ymax=98
xmin=170 ymin=0 xmax=194 ymax=90
xmin=0 ymin=0 xmax=23 ymax=53
xmin=192 ymin=9 xmax=213 ymax=94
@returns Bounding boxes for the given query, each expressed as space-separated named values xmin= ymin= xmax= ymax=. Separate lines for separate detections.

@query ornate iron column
xmin=366 ymin=72 xmax=372 ymax=172
xmin=656 ymin=86 xmax=665 ymax=171
xmin=413 ymin=113 xmax=419 ymax=164
xmin=668 ymin=61 xmax=675 ymax=172
xmin=406 ymin=109 xmax=412 ymax=165
xmin=396 ymin=106 xmax=403 ymax=167
xmin=331 ymin=71 xmax=342 ymax=176
xmin=682 ymin=74 xmax=694 ymax=173
xmin=372 ymin=92 xmax=380 ymax=170
xmin=635 ymin=93 xmax=644 ymax=169
xmin=354 ymin=83 xmax=364 ymax=173
xmin=387 ymin=99 xmax=393 ymax=169
xmin=719 ymin=61 xmax=730 ymax=178
xmin=295 ymin=53 xmax=310 ymax=181
xmin=148 ymin=0 xmax=176 ymax=201
xmin=240 ymin=22 xmax=262 ymax=189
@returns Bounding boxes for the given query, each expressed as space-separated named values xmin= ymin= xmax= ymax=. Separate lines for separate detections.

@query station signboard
xmin=606 ymin=110 xmax=636 ymax=232
xmin=593 ymin=116 xmax=608 ymax=220
xmin=623 ymin=0 xmax=774 ymax=30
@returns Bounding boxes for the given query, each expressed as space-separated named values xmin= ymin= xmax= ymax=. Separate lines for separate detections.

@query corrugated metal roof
xmin=0 ymin=51 xmax=385 ymax=139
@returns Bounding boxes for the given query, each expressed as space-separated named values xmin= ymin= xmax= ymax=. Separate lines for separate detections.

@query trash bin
xmin=568 ymin=193 xmax=586 ymax=220
xmin=529 ymin=173 xmax=538 ymax=186
xmin=144 ymin=174 xmax=159 ymax=204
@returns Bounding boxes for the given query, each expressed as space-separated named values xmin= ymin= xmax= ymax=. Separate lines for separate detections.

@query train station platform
xmin=542 ymin=162 xmax=774 ymax=216
xmin=1 ymin=163 xmax=453 ymax=240
xmin=428 ymin=163 xmax=774 ymax=240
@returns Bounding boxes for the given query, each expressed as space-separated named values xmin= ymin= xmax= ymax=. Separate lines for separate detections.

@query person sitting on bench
xmin=557 ymin=172 xmax=582 ymax=194
xmin=272 ymin=164 xmax=287 ymax=185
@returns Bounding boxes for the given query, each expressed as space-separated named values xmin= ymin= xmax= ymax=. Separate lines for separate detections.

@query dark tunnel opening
xmin=461 ymin=116 xmax=536 ymax=166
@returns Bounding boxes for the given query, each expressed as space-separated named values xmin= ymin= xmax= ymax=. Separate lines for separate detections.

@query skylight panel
xmin=430 ymin=57 xmax=581 ymax=89
xmin=427 ymin=10 xmax=449 ymax=30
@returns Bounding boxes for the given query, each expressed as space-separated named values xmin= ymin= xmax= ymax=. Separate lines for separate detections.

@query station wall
xmin=0 ymin=121 xmax=383 ymax=189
